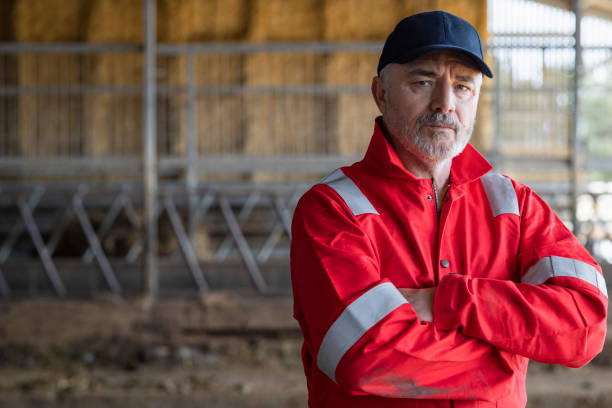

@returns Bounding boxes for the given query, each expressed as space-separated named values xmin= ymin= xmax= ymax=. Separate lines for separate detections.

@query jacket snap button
xmin=440 ymin=259 xmax=450 ymax=268
xmin=426 ymin=195 xmax=432 ymax=200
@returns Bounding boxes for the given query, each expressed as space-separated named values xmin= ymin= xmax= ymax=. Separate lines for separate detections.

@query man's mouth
xmin=424 ymin=122 xmax=455 ymax=130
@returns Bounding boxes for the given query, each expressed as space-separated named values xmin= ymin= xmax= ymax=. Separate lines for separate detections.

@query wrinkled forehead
xmin=405 ymin=50 xmax=482 ymax=77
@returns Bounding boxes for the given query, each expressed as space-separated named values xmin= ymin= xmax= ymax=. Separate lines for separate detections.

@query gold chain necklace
xmin=432 ymin=178 xmax=440 ymax=212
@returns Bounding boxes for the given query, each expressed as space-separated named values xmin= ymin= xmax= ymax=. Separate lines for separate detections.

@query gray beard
xmin=400 ymin=112 xmax=473 ymax=162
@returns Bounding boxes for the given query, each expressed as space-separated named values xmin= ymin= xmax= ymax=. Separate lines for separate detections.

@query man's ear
xmin=371 ymin=76 xmax=386 ymax=115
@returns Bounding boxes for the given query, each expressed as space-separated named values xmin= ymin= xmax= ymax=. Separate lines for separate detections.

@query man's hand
xmin=398 ymin=287 xmax=435 ymax=322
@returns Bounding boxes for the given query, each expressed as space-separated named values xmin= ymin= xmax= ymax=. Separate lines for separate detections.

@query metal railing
xmin=0 ymin=182 xmax=305 ymax=297
xmin=0 ymin=0 xmax=611 ymax=297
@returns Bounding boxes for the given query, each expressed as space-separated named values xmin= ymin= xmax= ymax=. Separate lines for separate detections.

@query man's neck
xmin=397 ymin=149 xmax=452 ymax=189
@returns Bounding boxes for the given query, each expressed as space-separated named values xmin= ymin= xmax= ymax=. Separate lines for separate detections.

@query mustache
xmin=416 ymin=113 xmax=460 ymax=130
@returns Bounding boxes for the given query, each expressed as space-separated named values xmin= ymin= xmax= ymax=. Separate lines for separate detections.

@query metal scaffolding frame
xmin=0 ymin=0 xmax=610 ymax=298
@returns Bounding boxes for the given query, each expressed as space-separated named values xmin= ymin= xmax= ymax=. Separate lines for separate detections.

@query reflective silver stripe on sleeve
xmin=320 ymin=169 xmax=379 ymax=216
xmin=522 ymin=256 xmax=608 ymax=298
xmin=481 ymin=171 xmax=520 ymax=217
xmin=317 ymin=282 xmax=407 ymax=383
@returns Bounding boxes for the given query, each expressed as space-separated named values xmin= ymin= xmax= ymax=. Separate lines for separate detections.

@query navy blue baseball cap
xmin=377 ymin=10 xmax=493 ymax=78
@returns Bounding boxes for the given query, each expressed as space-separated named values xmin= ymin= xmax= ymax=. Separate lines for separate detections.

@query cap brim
xmin=394 ymin=44 xmax=493 ymax=78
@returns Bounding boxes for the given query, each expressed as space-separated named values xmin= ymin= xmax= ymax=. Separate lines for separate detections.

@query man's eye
xmin=415 ymin=80 xmax=431 ymax=86
xmin=456 ymin=84 xmax=471 ymax=91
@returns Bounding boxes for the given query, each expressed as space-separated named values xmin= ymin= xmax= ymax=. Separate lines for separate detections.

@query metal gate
xmin=0 ymin=0 xmax=610 ymax=298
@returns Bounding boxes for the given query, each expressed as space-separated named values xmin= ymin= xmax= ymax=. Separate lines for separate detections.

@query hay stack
xmin=158 ymin=0 xmax=248 ymax=169
xmin=471 ymin=82 xmax=494 ymax=153
xmin=87 ymin=0 xmax=143 ymax=44
xmin=13 ymin=0 xmax=87 ymax=156
xmin=85 ymin=0 xmax=143 ymax=157
xmin=243 ymin=52 xmax=325 ymax=180
xmin=324 ymin=53 xmax=379 ymax=154
xmin=243 ymin=52 xmax=325 ymax=154
xmin=160 ymin=0 xmax=248 ymax=42
xmin=435 ymin=0 xmax=487 ymax=37
xmin=164 ymin=54 xmax=244 ymax=157
xmin=0 ymin=54 xmax=18 ymax=157
xmin=16 ymin=54 xmax=84 ymax=156
xmin=323 ymin=0 xmax=481 ymax=41
xmin=85 ymin=52 xmax=143 ymax=156
xmin=248 ymin=0 xmax=321 ymax=41
xmin=323 ymin=0 xmax=401 ymax=41
xmin=398 ymin=0 xmax=438 ymax=17
xmin=0 ymin=1 xmax=15 ymax=41
xmin=0 ymin=1 xmax=16 ymax=156
xmin=13 ymin=0 xmax=87 ymax=42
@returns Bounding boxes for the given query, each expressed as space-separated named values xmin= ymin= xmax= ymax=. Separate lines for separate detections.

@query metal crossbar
xmin=2 ymin=0 xmax=612 ymax=298
xmin=72 ymin=189 xmax=122 ymax=294
xmin=218 ymin=195 xmax=269 ymax=294
xmin=17 ymin=194 xmax=67 ymax=297
xmin=0 ymin=183 xmax=304 ymax=297
xmin=162 ymin=194 xmax=209 ymax=292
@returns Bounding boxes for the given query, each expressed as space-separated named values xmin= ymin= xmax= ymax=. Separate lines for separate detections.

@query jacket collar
xmin=360 ymin=116 xmax=492 ymax=186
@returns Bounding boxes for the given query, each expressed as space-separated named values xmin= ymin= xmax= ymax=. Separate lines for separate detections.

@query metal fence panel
xmin=0 ymin=0 xmax=611 ymax=297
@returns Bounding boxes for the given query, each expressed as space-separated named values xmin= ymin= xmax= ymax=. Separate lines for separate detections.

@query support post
xmin=186 ymin=53 xmax=198 ymax=246
xmin=571 ymin=0 xmax=583 ymax=235
xmin=492 ymin=54 xmax=502 ymax=168
xmin=143 ymin=0 xmax=158 ymax=300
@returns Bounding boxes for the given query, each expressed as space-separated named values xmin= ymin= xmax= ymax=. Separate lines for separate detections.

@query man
xmin=290 ymin=10 xmax=608 ymax=408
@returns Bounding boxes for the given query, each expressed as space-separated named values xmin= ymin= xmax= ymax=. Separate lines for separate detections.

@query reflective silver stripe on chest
xmin=317 ymin=282 xmax=407 ymax=383
xmin=522 ymin=256 xmax=608 ymax=298
xmin=481 ymin=171 xmax=520 ymax=217
xmin=320 ymin=169 xmax=378 ymax=216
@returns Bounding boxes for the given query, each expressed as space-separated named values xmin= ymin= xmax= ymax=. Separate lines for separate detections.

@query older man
xmin=290 ymin=10 xmax=607 ymax=408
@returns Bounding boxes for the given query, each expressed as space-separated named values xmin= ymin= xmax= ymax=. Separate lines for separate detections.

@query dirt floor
xmin=0 ymin=295 xmax=610 ymax=408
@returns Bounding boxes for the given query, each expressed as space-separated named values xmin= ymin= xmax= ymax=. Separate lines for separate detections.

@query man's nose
xmin=430 ymin=82 xmax=456 ymax=114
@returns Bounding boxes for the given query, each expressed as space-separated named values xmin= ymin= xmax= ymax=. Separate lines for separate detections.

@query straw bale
xmin=245 ymin=52 xmax=321 ymax=86
xmin=162 ymin=54 xmax=244 ymax=158
xmin=13 ymin=0 xmax=86 ymax=157
xmin=323 ymin=0 xmax=401 ymax=41
xmin=85 ymin=53 xmax=142 ymax=156
xmin=170 ymin=95 xmax=244 ymax=156
xmin=398 ymin=0 xmax=438 ymax=17
xmin=435 ymin=0 xmax=487 ymax=37
xmin=471 ymin=83 xmax=494 ymax=153
xmin=0 ymin=53 xmax=18 ymax=156
xmin=165 ymin=54 xmax=243 ymax=86
xmin=160 ymin=0 xmax=248 ymax=42
xmin=17 ymin=54 xmax=83 ymax=156
xmin=324 ymin=53 xmax=378 ymax=85
xmin=332 ymin=94 xmax=379 ymax=155
xmin=86 ymin=0 xmax=143 ymax=43
xmin=13 ymin=0 xmax=87 ymax=41
xmin=84 ymin=93 xmax=142 ymax=156
xmin=244 ymin=51 xmax=324 ymax=159
xmin=244 ymin=93 xmax=327 ymax=181
xmin=0 ymin=0 xmax=15 ymax=41
xmin=323 ymin=53 xmax=378 ymax=154
xmin=244 ymin=93 xmax=326 ymax=154
xmin=248 ymin=0 xmax=321 ymax=41
xmin=84 ymin=1 xmax=145 ymax=156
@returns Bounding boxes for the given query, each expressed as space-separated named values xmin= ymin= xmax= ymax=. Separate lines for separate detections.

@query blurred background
xmin=0 ymin=0 xmax=611 ymax=406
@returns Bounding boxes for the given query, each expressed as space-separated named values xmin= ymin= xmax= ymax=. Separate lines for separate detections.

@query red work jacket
xmin=290 ymin=118 xmax=608 ymax=408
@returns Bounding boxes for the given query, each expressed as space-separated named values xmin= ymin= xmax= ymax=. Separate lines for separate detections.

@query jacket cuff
xmin=433 ymin=273 xmax=471 ymax=331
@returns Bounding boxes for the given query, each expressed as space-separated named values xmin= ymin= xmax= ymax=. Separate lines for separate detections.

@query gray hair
xmin=378 ymin=64 xmax=392 ymax=89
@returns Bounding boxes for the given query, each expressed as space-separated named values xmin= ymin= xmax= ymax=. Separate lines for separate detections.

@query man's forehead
xmin=403 ymin=51 xmax=482 ymax=75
